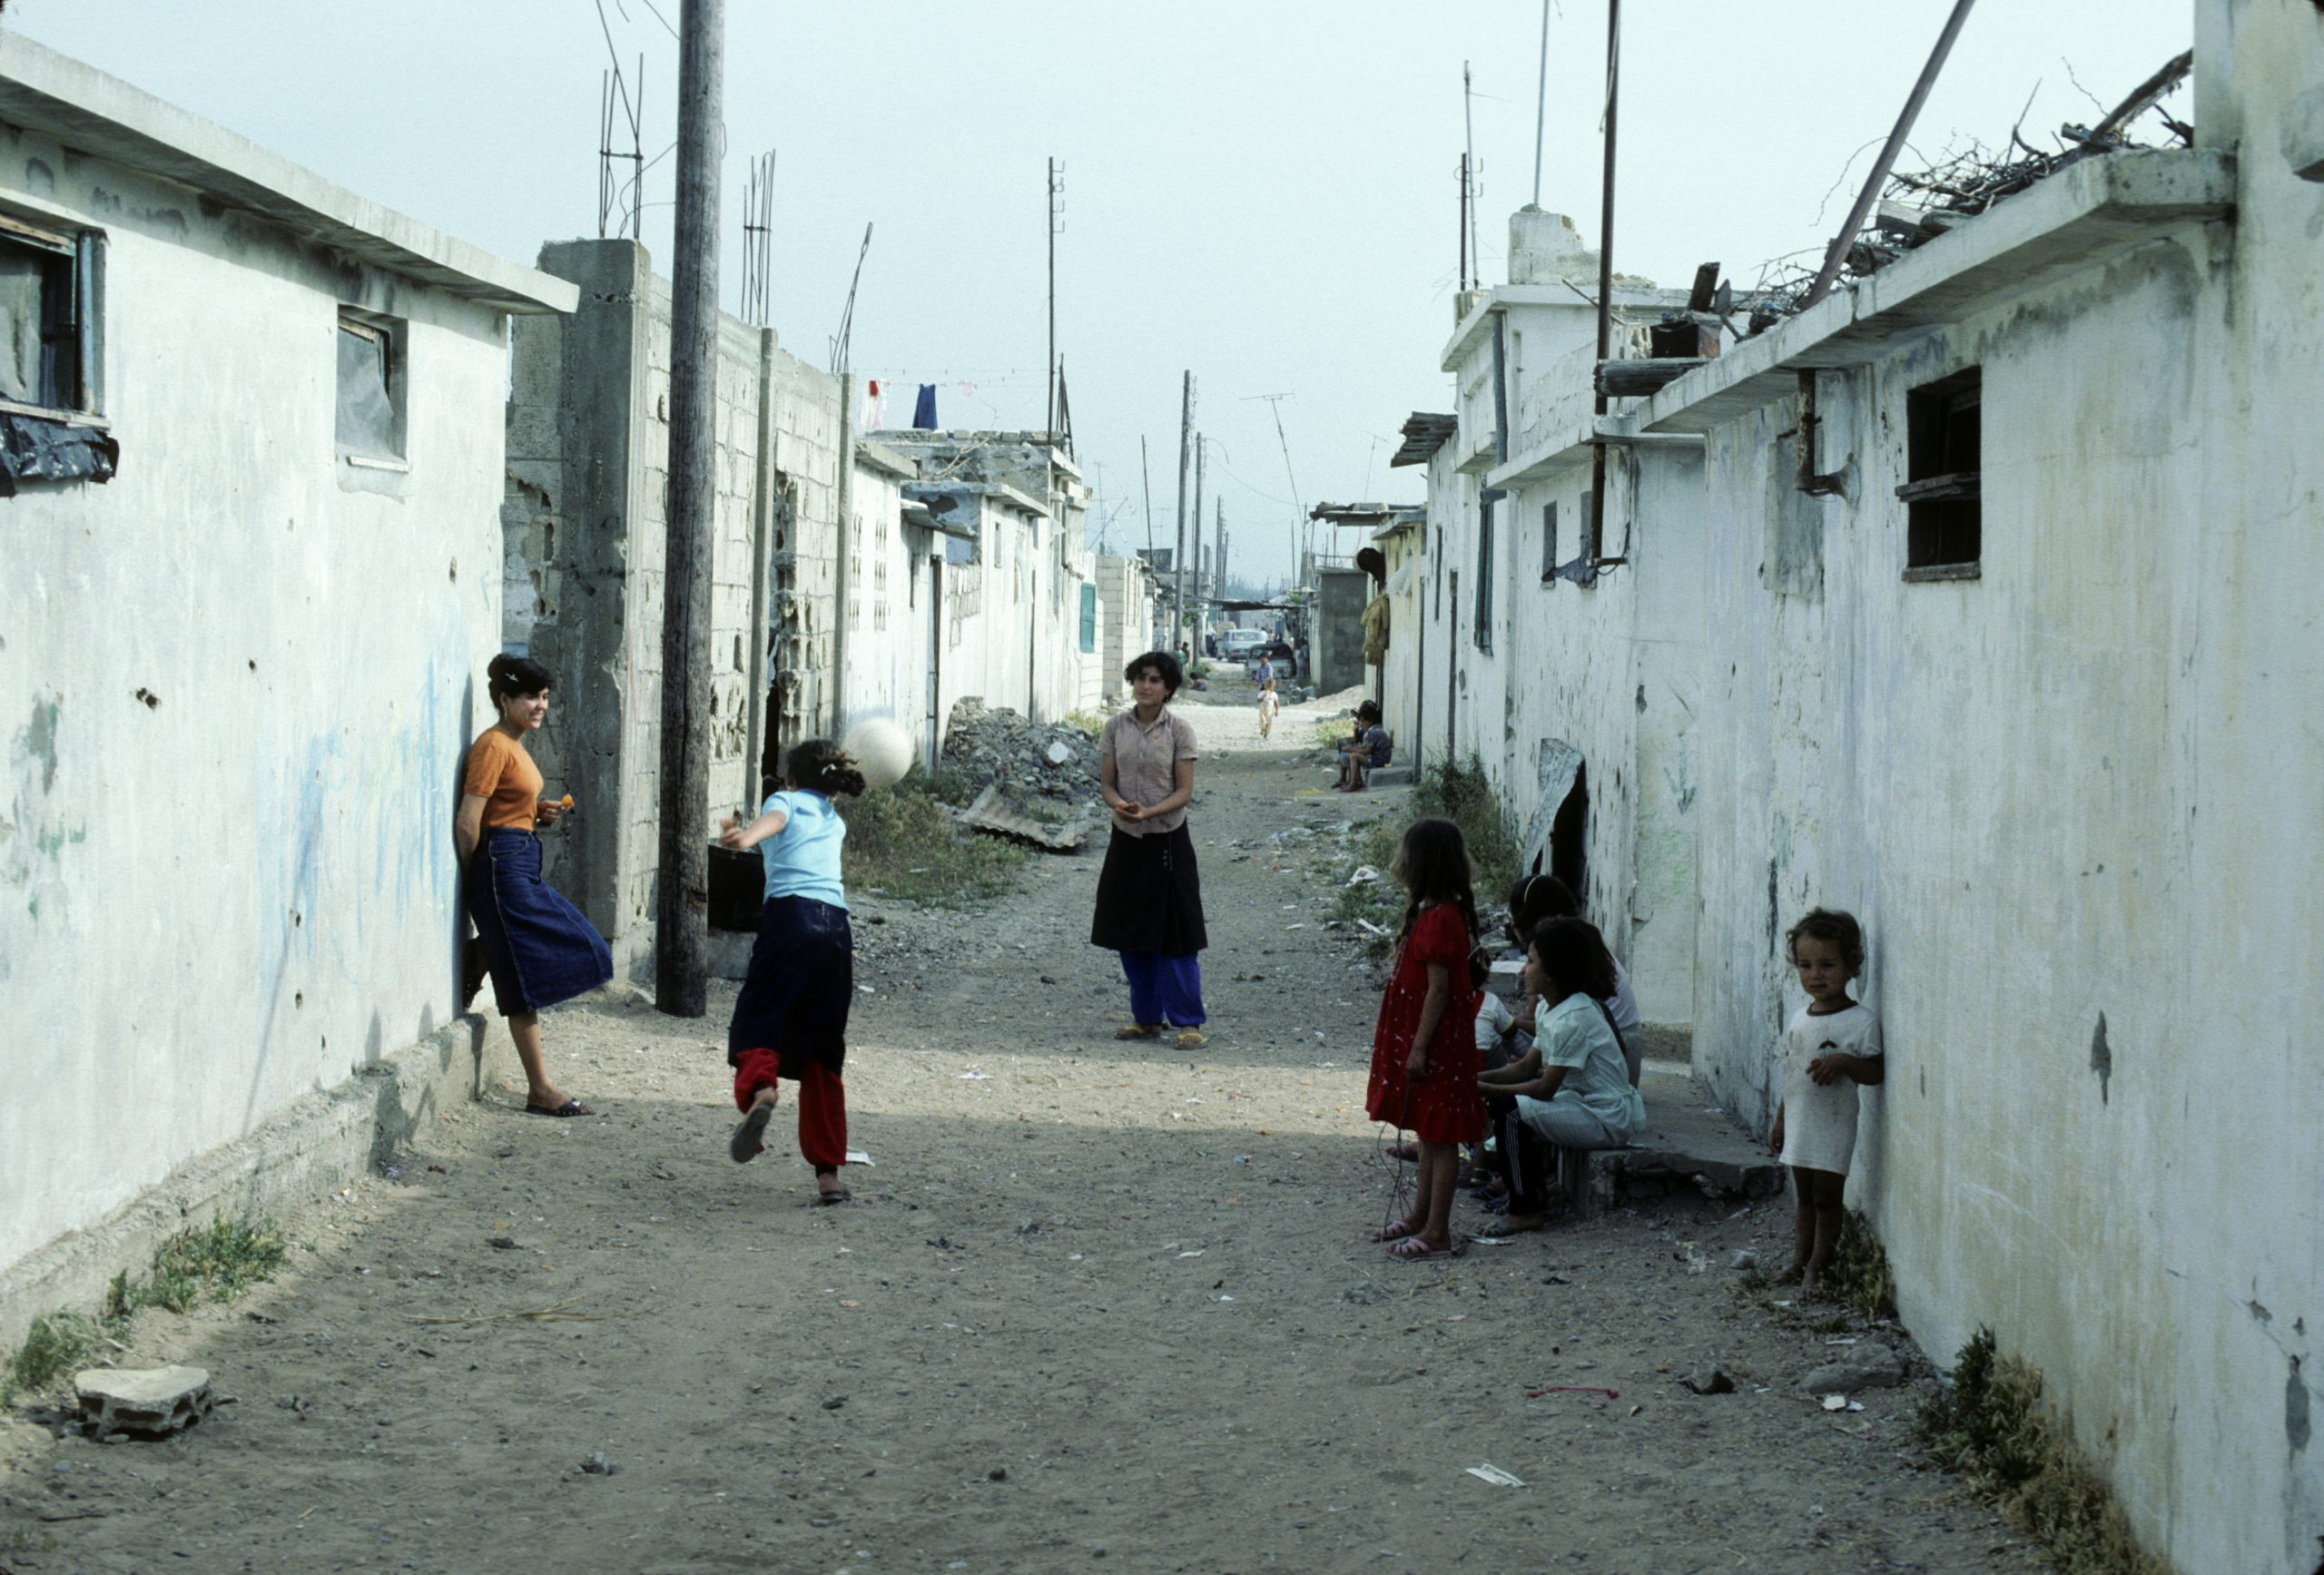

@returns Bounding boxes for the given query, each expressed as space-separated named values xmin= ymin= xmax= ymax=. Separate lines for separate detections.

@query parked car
xmin=1218 ymin=628 xmax=1268 ymax=659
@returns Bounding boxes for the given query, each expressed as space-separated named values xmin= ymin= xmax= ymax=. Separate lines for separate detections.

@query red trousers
xmin=732 ymin=1048 xmax=848 ymax=1172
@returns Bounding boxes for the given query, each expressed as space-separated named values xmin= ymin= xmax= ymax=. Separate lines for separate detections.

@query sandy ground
xmin=0 ymin=689 xmax=2044 ymax=1575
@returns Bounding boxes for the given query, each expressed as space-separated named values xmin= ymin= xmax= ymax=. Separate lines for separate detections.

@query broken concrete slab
xmin=956 ymin=783 xmax=1094 ymax=853
xmin=75 ymin=1364 xmax=213 ymax=1441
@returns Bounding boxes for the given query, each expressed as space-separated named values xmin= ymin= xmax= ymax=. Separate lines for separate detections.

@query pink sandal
xmin=1387 ymin=1235 xmax=1459 ymax=1262
xmin=1370 ymin=1216 xmax=1419 ymax=1243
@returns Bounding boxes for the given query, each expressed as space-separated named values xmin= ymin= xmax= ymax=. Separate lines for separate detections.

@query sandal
xmin=1386 ymin=1235 xmax=1459 ymax=1262
xmin=730 ymin=1102 xmax=773 ymax=1164
xmin=524 ymin=1098 xmax=593 ymax=1118
xmin=1386 ymin=1142 xmax=1419 ymax=1163
xmin=815 ymin=1186 xmax=852 ymax=1206
xmin=1475 ymin=1217 xmax=1545 ymax=1238
xmin=1369 ymin=1216 xmax=1419 ymax=1243
xmin=1114 ymin=1024 xmax=1164 ymax=1040
xmin=1174 ymin=1029 xmax=1207 ymax=1049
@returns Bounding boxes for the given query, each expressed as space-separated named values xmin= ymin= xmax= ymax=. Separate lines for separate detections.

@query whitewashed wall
xmin=0 ymin=127 xmax=517 ymax=1277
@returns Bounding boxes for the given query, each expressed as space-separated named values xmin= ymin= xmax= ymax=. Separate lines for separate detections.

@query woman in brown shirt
xmin=1090 ymin=650 xmax=1208 ymax=1048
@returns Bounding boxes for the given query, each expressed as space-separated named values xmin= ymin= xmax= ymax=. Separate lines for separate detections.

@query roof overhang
xmin=1636 ymin=148 xmax=2235 ymax=435
xmin=1389 ymin=411 xmax=1457 ymax=468
xmin=0 ymin=34 xmax=576 ymax=314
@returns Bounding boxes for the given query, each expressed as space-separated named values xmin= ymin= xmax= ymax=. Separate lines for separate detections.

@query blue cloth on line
xmin=912 ymin=383 xmax=938 ymax=429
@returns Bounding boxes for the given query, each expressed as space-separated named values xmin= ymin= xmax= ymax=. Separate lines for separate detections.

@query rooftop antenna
xmin=1245 ymin=392 xmax=1306 ymax=578
xmin=1462 ymin=61 xmax=1482 ymax=289
xmin=740 ymin=150 xmax=775 ymax=325
xmin=1531 ymin=0 xmax=1551 ymax=207
xmin=1046 ymin=157 xmax=1064 ymax=437
xmin=593 ymin=3 xmax=645 ymax=239
xmin=829 ymin=221 xmax=872 ymax=376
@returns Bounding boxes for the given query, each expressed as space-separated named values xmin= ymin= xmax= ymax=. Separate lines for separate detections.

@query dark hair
xmin=1356 ymin=699 xmax=1382 ymax=724
xmin=487 ymin=653 xmax=553 ymax=704
xmin=1390 ymin=817 xmax=1480 ymax=950
xmin=1787 ymin=907 xmax=1866 ymax=970
xmin=783 ymin=738 xmax=866 ymax=799
xmin=1527 ymin=916 xmax=1619 ymax=1005
xmin=1506 ymin=872 xmax=1581 ymax=937
xmin=1125 ymin=650 xmax=1184 ymax=695
xmin=1355 ymin=546 xmax=1386 ymax=581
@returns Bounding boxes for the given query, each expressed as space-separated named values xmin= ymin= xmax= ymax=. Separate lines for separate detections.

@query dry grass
xmin=841 ymin=773 xmax=1028 ymax=907
xmin=1916 ymin=1329 xmax=2171 ymax=1575
xmin=1820 ymin=1209 xmax=1899 ymax=1322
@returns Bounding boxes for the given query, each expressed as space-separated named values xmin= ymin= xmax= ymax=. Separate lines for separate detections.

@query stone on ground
xmin=74 ymin=1364 xmax=213 ymax=1440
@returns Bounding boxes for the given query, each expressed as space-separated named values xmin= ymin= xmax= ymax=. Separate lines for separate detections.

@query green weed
xmin=1820 ymin=1209 xmax=1899 ymax=1322
xmin=1410 ymin=757 xmax=1521 ymax=903
xmin=842 ymin=773 xmax=1028 ymax=907
xmin=1916 ymin=1329 xmax=2169 ymax=1575
xmin=108 ymin=1216 xmax=286 ymax=1316
xmin=2 ymin=1313 xmax=116 ymax=1403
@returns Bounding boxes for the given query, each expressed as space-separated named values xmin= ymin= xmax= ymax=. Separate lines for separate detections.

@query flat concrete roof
xmin=0 ymin=33 xmax=576 ymax=315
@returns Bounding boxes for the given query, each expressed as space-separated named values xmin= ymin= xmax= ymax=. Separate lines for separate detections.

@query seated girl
xmin=1474 ymin=916 xmax=1646 ymax=1235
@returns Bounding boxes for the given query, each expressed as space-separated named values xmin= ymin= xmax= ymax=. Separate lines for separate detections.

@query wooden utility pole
xmin=1192 ymin=435 xmax=1206 ymax=642
xmin=656 ymin=0 xmax=723 ymax=1018
xmin=1215 ymin=499 xmax=1226 ymax=604
xmin=1046 ymin=157 xmax=1060 ymax=435
xmin=1171 ymin=372 xmax=1192 ymax=653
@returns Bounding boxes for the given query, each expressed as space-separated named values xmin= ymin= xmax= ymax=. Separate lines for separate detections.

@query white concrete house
xmin=0 ymin=35 xmax=574 ymax=1339
xmin=1384 ymin=4 xmax=2324 ymax=1566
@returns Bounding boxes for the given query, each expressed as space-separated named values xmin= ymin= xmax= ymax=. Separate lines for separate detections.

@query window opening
xmin=1549 ymin=763 xmax=1589 ymax=902
xmin=1540 ymin=500 xmax=1559 ymax=583
xmin=1078 ymin=582 xmax=1098 ymax=653
xmin=0 ymin=214 xmax=113 ymax=494
xmin=336 ymin=312 xmax=403 ymax=460
xmin=1474 ymin=491 xmax=1496 ymax=651
xmin=1900 ymin=366 xmax=1980 ymax=578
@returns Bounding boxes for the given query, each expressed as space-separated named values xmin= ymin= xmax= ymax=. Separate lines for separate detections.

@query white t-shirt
xmin=1536 ymin=992 xmax=1646 ymax=1138
xmin=1473 ymin=990 xmax=1515 ymax=1051
xmin=1606 ymin=957 xmax=1641 ymax=1037
xmin=1777 ymin=1001 xmax=1883 ymax=1176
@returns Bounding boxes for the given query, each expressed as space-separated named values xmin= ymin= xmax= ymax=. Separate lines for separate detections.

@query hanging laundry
xmin=912 ymin=383 xmax=939 ymax=429
xmin=861 ymin=379 xmax=888 ymax=431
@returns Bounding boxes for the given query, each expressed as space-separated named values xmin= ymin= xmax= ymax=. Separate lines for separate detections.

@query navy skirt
xmin=1089 ymin=822 xmax=1207 ymax=956
xmin=726 ymin=895 xmax=853 ymax=1077
xmin=466 ymin=829 xmax=614 ymax=1016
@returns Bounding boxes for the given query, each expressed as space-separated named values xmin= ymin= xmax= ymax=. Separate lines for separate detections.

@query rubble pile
xmin=940 ymin=697 xmax=1103 ymax=804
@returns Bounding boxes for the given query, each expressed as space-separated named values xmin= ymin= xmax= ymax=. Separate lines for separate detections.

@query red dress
xmin=1365 ymin=903 xmax=1485 ymax=1144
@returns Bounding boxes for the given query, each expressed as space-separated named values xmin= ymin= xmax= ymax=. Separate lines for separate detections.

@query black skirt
xmin=725 ymin=895 xmax=853 ymax=1077
xmin=1089 ymin=822 xmax=1207 ymax=956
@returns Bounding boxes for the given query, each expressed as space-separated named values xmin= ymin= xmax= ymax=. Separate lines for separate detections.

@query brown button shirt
xmin=1100 ymin=706 xmax=1197 ymax=836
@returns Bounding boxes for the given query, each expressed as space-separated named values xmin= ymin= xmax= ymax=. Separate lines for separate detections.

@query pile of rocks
xmin=940 ymin=697 xmax=1103 ymax=803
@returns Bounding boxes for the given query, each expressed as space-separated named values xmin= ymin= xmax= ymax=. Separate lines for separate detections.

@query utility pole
xmin=656 ymin=0 xmax=723 ymax=1019
xmin=1215 ymin=499 xmax=1226 ymax=605
xmin=1192 ymin=436 xmax=1206 ymax=644
xmin=1171 ymin=372 xmax=1192 ymax=654
xmin=1462 ymin=61 xmax=1481 ymax=289
xmin=1046 ymin=157 xmax=1061 ymax=434
xmin=1588 ymin=0 xmax=1620 ymax=565
xmin=1140 ymin=435 xmax=1156 ymax=555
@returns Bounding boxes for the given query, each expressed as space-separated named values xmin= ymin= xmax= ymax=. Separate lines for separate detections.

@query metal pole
xmin=1172 ymin=372 xmax=1192 ymax=655
xmin=1046 ymin=157 xmax=1058 ymax=434
xmin=1802 ymin=0 xmax=1979 ymax=309
xmin=1192 ymin=435 xmax=1206 ymax=641
xmin=1140 ymin=434 xmax=1156 ymax=555
xmin=1462 ymin=61 xmax=1481 ymax=290
xmin=656 ymin=0 xmax=723 ymax=1018
xmin=1531 ymin=0 xmax=1551 ymax=207
xmin=1588 ymin=0 xmax=1619 ymax=563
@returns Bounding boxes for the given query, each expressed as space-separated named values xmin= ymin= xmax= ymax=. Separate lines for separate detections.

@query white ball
xmin=842 ymin=717 xmax=914 ymax=791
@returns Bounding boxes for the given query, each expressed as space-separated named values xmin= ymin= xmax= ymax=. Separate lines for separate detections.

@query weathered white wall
xmin=0 ymin=126 xmax=513 ymax=1276
xmin=834 ymin=455 xmax=939 ymax=763
xmin=1684 ymin=82 xmax=2324 ymax=1563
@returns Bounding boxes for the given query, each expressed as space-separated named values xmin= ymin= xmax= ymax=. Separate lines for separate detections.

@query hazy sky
xmin=14 ymin=1 xmax=2193 ymax=585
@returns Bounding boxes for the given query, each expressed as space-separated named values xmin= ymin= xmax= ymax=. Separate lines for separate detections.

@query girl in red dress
xmin=1365 ymin=817 xmax=1486 ymax=1260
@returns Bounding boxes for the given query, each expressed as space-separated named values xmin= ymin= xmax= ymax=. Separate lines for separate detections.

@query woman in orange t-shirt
xmin=454 ymin=654 xmax=613 ymax=1116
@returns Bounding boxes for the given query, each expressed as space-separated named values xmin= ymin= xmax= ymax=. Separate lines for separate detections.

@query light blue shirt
xmin=1539 ymin=992 xmax=1645 ymax=1137
xmin=758 ymin=790 xmax=847 ymax=910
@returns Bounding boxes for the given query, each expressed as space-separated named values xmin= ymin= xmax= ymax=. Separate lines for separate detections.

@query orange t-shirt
xmin=463 ymin=728 xmax=546 ymax=832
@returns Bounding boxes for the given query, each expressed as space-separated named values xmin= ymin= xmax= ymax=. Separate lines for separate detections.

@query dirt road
xmin=0 ymin=694 xmax=2039 ymax=1574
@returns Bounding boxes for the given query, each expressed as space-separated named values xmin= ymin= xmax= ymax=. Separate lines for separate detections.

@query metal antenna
xmin=740 ymin=150 xmax=775 ymax=325
xmin=830 ymin=222 xmax=873 ymax=376
xmin=1531 ymin=0 xmax=1551 ymax=207
xmin=1047 ymin=157 xmax=1064 ymax=437
xmin=1462 ymin=61 xmax=1482 ymax=288
xmin=1245 ymin=392 xmax=1306 ymax=578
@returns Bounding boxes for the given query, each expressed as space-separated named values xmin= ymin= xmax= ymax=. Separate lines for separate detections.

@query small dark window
xmin=1540 ymin=500 xmax=1558 ymax=583
xmin=0 ymin=214 xmax=101 ymax=416
xmin=1900 ymin=367 xmax=1980 ymax=578
xmin=336 ymin=310 xmax=405 ymax=461
xmin=1473 ymin=492 xmax=1496 ymax=652
xmin=1433 ymin=526 xmax=1443 ymax=620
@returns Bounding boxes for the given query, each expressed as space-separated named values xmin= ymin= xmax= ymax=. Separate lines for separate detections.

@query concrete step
xmin=1561 ymin=1058 xmax=1785 ymax=1216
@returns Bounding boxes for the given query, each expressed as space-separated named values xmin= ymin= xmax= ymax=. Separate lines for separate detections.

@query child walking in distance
xmin=1364 ymin=818 xmax=1486 ymax=1260
xmin=720 ymin=739 xmax=866 ymax=1204
xmin=1768 ymin=908 xmax=1885 ymax=1296
xmin=1256 ymin=677 xmax=1281 ymax=739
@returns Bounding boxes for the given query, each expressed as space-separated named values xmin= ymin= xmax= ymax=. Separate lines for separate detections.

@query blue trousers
xmin=1119 ymin=950 xmax=1206 ymax=1028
